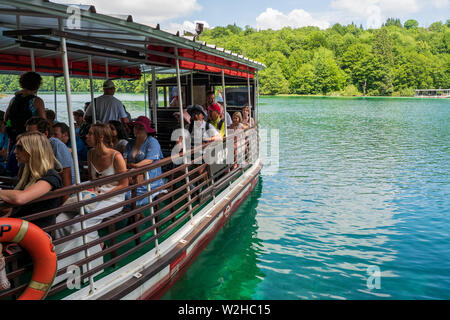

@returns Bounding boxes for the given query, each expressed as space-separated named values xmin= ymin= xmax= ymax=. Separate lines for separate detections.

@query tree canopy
xmin=1 ymin=19 xmax=448 ymax=97
xmin=198 ymin=19 xmax=449 ymax=96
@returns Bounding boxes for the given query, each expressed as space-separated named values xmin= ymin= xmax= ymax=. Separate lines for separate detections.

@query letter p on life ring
xmin=0 ymin=218 xmax=57 ymax=300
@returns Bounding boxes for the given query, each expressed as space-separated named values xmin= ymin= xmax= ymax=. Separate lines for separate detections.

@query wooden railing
xmin=0 ymin=127 xmax=259 ymax=300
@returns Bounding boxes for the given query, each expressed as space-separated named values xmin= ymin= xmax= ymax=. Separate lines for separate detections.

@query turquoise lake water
xmin=162 ymin=96 xmax=450 ymax=300
xmin=1 ymin=94 xmax=449 ymax=299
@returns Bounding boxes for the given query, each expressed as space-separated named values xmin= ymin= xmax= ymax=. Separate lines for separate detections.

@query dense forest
xmin=0 ymin=18 xmax=449 ymax=96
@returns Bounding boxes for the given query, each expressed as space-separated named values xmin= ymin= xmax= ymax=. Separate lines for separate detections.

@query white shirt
xmin=191 ymin=120 xmax=219 ymax=143
xmin=86 ymin=95 xmax=127 ymax=124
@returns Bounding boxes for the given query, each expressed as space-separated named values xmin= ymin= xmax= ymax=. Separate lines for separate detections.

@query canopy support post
xmin=247 ymin=70 xmax=253 ymax=126
xmin=221 ymin=69 xmax=228 ymax=138
xmin=152 ymin=67 xmax=157 ymax=132
xmin=143 ymin=72 xmax=147 ymax=118
xmin=256 ymin=71 xmax=260 ymax=124
xmin=163 ymin=86 xmax=167 ymax=107
xmin=145 ymin=172 xmax=159 ymax=254
xmin=53 ymin=76 xmax=57 ymax=120
xmin=59 ymin=18 xmax=95 ymax=294
xmin=88 ymin=55 xmax=96 ymax=124
xmin=30 ymin=49 xmax=35 ymax=72
xmin=175 ymin=47 xmax=193 ymax=217
xmin=105 ymin=58 xmax=109 ymax=79
xmin=190 ymin=72 xmax=194 ymax=105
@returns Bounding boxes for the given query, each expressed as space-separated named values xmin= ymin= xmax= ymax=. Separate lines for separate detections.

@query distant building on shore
xmin=415 ymin=89 xmax=450 ymax=98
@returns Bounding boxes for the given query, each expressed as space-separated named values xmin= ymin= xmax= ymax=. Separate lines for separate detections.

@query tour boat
xmin=0 ymin=0 xmax=265 ymax=300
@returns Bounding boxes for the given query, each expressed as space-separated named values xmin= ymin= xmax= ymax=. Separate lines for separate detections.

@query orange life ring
xmin=0 ymin=218 xmax=57 ymax=300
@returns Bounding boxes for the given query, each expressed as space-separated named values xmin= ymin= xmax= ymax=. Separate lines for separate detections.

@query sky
xmin=54 ymin=0 xmax=449 ymax=34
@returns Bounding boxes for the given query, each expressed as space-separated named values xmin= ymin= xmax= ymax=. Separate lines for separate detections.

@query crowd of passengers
xmin=0 ymin=72 xmax=254 ymax=233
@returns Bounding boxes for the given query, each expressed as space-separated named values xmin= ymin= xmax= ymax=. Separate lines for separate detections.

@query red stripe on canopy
xmin=147 ymin=46 xmax=254 ymax=79
xmin=0 ymin=53 xmax=141 ymax=79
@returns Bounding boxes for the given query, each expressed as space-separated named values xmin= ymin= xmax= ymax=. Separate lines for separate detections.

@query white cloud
xmin=53 ymin=0 xmax=202 ymax=25
xmin=430 ymin=0 xmax=449 ymax=8
xmin=331 ymin=0 xmax=421 ymax=17
xmin=166 ymin=20 xmax=210 ymax=35
xmin=331 ymin=0 xmax=448 ymax=28
xmin=255 ymin=8 xmax=330 ymax=30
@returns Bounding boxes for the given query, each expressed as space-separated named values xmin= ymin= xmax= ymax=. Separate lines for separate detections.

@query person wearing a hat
xmin=185 ymin=105 xmax=221 ymax=144
xmin=85 ymin=79 xmax=129 ymax=125
xmin=123 ymin=116 xmax=167 ymax=207
xmin=207 ymin=103 xmax=226 ymax=138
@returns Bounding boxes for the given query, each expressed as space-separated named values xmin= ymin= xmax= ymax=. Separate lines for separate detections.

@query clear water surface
xmin=1 ymin=94 xmax=448 ymax=299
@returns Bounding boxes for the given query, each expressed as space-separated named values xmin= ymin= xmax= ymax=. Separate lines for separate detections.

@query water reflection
xmin=162 ymin=179 xmax=265 ymax=300
xmin=254 ymin=97 xmax=449 ymax=299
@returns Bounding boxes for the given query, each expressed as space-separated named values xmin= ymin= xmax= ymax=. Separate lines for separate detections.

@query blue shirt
xmin=67 ymin=135 xmax=88 ymax=162
xmin=50 ymin=137 xmax=75 ymax=185
xmin=0 ymin=132 xmax=8 ymax=167
xmin=124 ymin=136 xmax=165 ymax=191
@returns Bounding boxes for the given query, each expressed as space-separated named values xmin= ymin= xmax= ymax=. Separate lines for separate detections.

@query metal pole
xmin=152 ymin=67 xmax=157 ymax=131
xmin=88 ymin=55 xmax=96 ymax=124
xmin=145 ymin=172 xmax=159 ymax=253
xmin=16 ymin=15 xmax=21 ymax=41
xmin=190 ymin=72 xmax=194 ymax=105
xmin=30 ymin=49 xmax=35 ymax=72
xmin=163 ymin=86 xmax=167 ymax=107
xmin=257 ymin=71 xmax=260 ymax=124
xmin=253 ymin=72 xmax=257 ymax=125
xmin=53 ymin=76 xmax=57 ymax=120
xmin=105 ymin=58 xmax=109 ymax=79
xmin=175 ymin=47 xmax=193 ymax=216
xmin=59 ymin=18 xmax=95 ymax=293
xmin=247 ymin=70 xmax=253 ymax=127
xmin=143 ymin=73 xmax=147 ymax=118
xmin=221 ymin=69 xmax=228 ymax=137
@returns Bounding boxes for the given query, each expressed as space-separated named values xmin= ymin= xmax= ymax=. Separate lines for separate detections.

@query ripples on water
xmin=1 ymin=94 xmax=448 ymax=299
xmin=255 ymin=97 xmax=450 ymax=300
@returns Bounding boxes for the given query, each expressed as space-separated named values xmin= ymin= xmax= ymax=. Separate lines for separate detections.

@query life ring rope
xmin=12 ymin=220 xmax=28 ymax=243
xmin=0 ymin=218 xmax=57 ymax=300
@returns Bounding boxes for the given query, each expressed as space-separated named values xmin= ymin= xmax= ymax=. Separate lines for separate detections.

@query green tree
xmin=226 ymin=23 xmax=242 ymax=34
xmin=404 ymin=19 xmax=419 ymax=29
xmin=384 ymin=18 xmax=402 ymax=28
xmin=429 ymin=21 xmax=443 ymax=32
xmin=259 ymin=62 xmax=289 ymax=95
xmin=341 ymin=43 xmax=375 ymax=93
xmin=373 ymin=28 xmax=394 ymax=65
xmin=289 ymin=63 xmax=315 ymax=94
xmin=311 ymin=48 xmax=347 ymax=94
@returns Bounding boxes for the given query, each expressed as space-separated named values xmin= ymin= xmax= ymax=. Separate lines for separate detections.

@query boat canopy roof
xmin=0 ymin=0 xmax=265 ymax=79
xmin=153 ymin=71 xmax=256 ymax=87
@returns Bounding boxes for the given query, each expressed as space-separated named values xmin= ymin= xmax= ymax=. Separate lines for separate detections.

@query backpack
xmin=188 ymin=121 xmax=212 ymax=147
xmin=6 ymin=93 xmax=36 ymax=143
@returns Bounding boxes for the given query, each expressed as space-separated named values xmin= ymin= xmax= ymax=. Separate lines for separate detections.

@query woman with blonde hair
xmin=241 ymin=105 xmax=254 ymax=129
xmin=228 ymin=111 xmax=245 ymax=131
xmin=228 ymin=112 xmax=246 ymax=169
xmin=0 ymin=131 xmax=62 ymax=228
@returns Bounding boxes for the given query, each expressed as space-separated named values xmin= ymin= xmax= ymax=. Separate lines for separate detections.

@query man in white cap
xmin=85 ymin=79 xmax=129 ymax=125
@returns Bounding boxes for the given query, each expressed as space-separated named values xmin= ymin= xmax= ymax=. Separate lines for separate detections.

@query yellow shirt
xmin=208 ymin=117 xmax=226 ymax=137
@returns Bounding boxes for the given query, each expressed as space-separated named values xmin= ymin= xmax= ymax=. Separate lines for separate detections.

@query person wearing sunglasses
xmin=0 ymin=131 xmax=63 ymax=228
